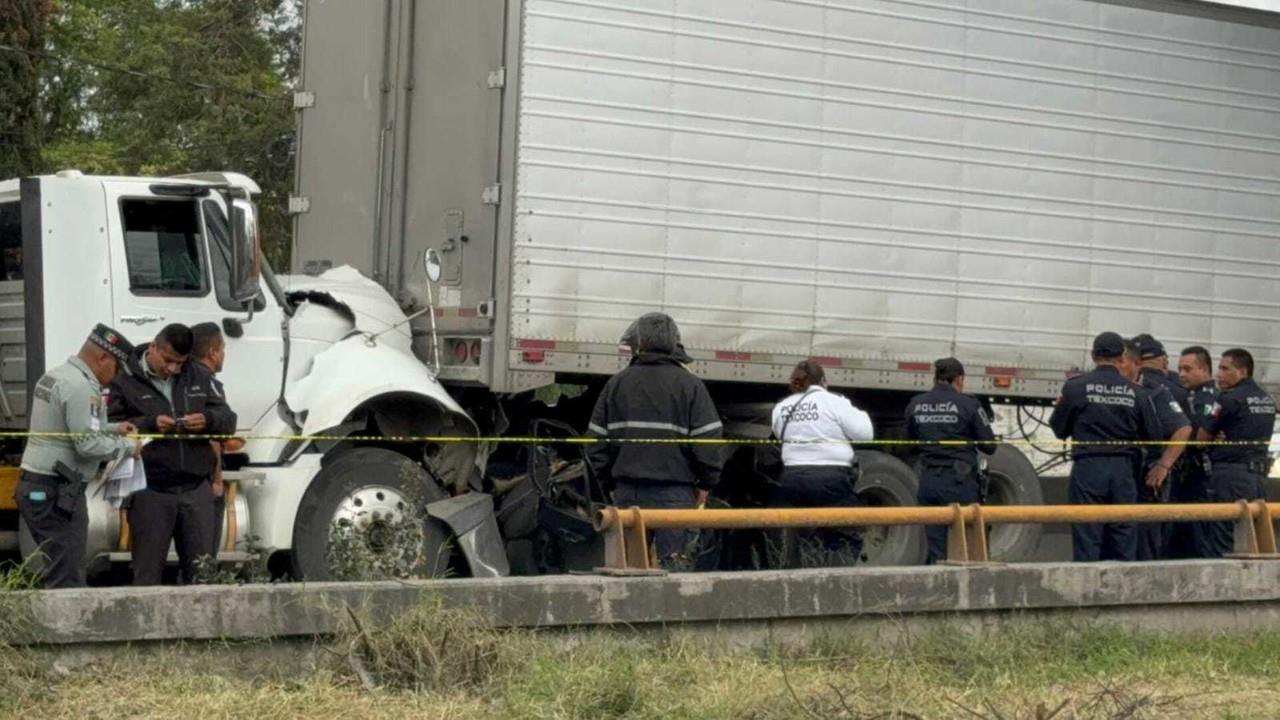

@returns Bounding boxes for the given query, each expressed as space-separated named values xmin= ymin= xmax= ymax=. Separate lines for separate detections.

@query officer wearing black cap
xmin=1129 ymin=336 xmax=1191 ymax=561
xmin=905 ymin=358 xmax=996 ymax=564
xmin=1050 ymin=332 xmax=1162 ymax=562
xmin=17 ymin=325 xmax=140 ymax=588
xmin=1196 ymin=348 xmax=1276 ymax=557
xmin=1131 ymin=333 xmax=1182 ymax=386
xmin=1133 ymin=335 xmax=1190 ymax=411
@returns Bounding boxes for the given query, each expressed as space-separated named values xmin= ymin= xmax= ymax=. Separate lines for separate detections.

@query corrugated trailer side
xmin=500 ymin=0 xmax=1280 ymax=398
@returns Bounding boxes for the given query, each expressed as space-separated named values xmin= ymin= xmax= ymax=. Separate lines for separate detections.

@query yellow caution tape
xmin=0 ymin=430 xmax=1269 ymax=448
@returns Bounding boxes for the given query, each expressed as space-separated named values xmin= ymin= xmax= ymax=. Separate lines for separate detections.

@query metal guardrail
xmin=593 ymin=501 xmax=1280 ymax=571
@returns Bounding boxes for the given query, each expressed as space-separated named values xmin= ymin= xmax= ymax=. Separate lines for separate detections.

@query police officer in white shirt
xmin=770 ymin=360 xmax=874 ymax=562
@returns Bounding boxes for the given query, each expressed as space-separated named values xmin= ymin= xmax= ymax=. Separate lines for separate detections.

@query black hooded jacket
xmin=108 ymin=344 xmax=237 ymax=489
xmin=587 ymin=354 xmax=723 ymax=489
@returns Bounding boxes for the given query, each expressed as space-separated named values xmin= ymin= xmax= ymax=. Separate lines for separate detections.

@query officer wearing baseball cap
xmin=1128 ymin=335 xmax=1191 ymax=561
xmin=1050 ymin=332 xmax=1163 ymax=561
xmin=1132 ymin=333 xmax=1183 ymax=386
xmin=17 ymin=324 xmax=141 ymax=587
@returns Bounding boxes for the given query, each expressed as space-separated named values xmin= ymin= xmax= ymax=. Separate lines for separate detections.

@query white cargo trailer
xmin=288 ymin=0 xmax=1280 ymax=565
xmin=293 ymin=0 xmax=1280 ymax=399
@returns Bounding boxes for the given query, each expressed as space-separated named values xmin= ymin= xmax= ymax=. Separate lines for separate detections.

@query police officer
xmin=905 ymin=358 xmax=996 ymax=564
xmin=1179 ymin=346 xmax=1220 ymax=431
xmin=1169 ymin=345 xmax=1219 ymax=558
xmin=191 ymin=322 xmax=230 ymax=556
xmin=1196 ymin=348 xmax=1276 ymax=558
xmin=1129 ymin=336 xmax=1192 ymax=561
xmin=1050 ymin=332 xmax=1162 ymax=562
xmin=1134 ymin=335 xmax=1191 ymax=413
xmin=17 ymin=325 xmax=139 ymax=588
xmin=587 ymin=313 xmax=723 ymax=569
xmin=109 ymin=323 xmax=237 ymax=585
xmin=772 ymin=359 xmax=874 ymax=564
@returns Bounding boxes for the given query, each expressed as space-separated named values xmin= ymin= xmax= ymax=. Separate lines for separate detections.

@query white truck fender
xmin=284 ymin=334 xmax=474 ymax=437
xmin=242 ymin=335 xmax=484 ymax=555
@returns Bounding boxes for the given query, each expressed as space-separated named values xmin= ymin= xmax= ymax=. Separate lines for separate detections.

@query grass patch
xmin=338 ymin=596 xmax=517 ymax=693
xmin=8 ymin=605 xmax=1280 ymax=718
xmin=0 ymin=555 xmax=51 ymax=715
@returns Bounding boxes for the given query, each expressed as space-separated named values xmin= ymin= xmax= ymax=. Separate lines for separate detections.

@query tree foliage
xmin=2 ymin=0 xmax=299 ymax=266
xmin=0 ymin=0 xmax=56 ymax=179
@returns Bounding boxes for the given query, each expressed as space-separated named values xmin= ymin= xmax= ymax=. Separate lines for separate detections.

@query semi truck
xmin=2 ymin=0 xmax=1278 ymax=576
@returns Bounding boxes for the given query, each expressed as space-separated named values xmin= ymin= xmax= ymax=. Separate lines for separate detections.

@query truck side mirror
xmin=424 ymin=248 xmax=443 ymax=283
xmin=229 ymin=198 xmax=262 ymax=304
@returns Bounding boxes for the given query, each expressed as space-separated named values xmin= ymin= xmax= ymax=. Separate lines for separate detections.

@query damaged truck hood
xmin=279 ymin=265 xmax=414 ymax=349
xmin=277 ymin=264 xmax=472 ymax=438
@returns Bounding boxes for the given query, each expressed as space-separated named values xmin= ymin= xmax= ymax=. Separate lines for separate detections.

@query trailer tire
xmin=983 ymin=445 xmax=1044 ymax=562
xmin=856 ymin=451 xmax=926 ymax=567
xmin=290 ymin=447 xmax=452 ymax=581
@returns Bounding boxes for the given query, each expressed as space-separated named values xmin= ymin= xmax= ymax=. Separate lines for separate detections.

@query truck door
xmin=105 ymin=184 xmax=283 ymax=430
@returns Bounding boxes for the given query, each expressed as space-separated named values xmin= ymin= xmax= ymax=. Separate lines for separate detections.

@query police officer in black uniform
xmin=1050 ymin=332 xmax=1162 ymax=562
xmin=109 ymin=323 xmax=237 ymax=585
xmin=1134 ymin=335 xmax=1191 ymax=413
xmin=1197 ymin=348 xmax=1276 ymax=558
xmin=1170 ymin=345 xmax=1219 ymax=558
xmin=1130 ymin=336 xmax=1192 ymax=561
xmin=905 ymin=358 xmax=997 ymax=564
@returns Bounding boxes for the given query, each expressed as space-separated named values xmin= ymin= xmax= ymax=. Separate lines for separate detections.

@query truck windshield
xmin=202 ymin=199 xmax=265 ymax=311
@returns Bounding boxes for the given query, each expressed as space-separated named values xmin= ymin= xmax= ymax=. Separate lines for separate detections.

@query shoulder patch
xmin=33 ymin=375 xmax=59 ymax=403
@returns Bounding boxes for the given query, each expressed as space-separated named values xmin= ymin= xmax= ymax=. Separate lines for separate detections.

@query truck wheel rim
xmin=333 ymin=485 xmax=410 ymax=551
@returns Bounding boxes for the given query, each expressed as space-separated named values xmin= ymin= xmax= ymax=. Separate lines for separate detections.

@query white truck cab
xmin=0 ymin=171 xmax=500 ymax=579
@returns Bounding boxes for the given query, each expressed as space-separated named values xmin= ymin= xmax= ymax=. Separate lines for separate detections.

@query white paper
xmin=109 ymin=457 xmax=135 ymax=481
xmin=104 ymin=456 xmax=147 ymax=509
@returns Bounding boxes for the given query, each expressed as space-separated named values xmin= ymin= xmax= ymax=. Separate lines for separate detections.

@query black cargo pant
xmin=16 ymin=472 xmax=87 ymax=588
xmin=211 ymin=493 xmax=226 ymax=557
xmin=917 ymin=461 xmax=982 ymax=565
xmin=774 ymin=465 xmax=863 ymax=564
xmin=1167 ymin=458 xmax=1210 ymax=559
xmin=128 ymin=476 xmax=216 ymax=585
xmin=1203 ymin=463 xmax=1267 ymax=559
xmin=1069 ymin=455 xmax=1137 ymax=562
xmin=612 ymin=483 xmax=697 ymax=570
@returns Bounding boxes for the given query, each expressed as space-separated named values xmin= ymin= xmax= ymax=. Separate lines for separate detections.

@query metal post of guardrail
xmin=944 ymin=503 xmax=993 ymax=565
xmin=597 ymin=506 xmax=664 ymax=576
xmin=1227 ymin=500 xmax=1279 ymax=559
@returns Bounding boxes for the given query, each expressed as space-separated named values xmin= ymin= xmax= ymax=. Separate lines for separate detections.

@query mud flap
xmin=426 ymin=493 xmax=510 ymax=578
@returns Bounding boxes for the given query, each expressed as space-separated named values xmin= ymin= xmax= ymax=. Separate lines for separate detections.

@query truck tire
xmin=983 ymin=445 xmax=1044 ymax=562
xmin=856 ymin=451 xmax=927 ymax=566
xmin=291 ymin=447 xmax=452 ymax=580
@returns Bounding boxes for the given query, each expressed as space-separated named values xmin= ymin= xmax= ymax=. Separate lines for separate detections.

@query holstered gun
xmin=52 ymin=461 xmax=87 ymax=516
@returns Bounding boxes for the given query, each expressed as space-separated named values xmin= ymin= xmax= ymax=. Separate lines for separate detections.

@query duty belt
xmin=149 ymin=479 xmax=209 ymax=495
xmin=18 ymin=470 xmax=62 ymax=486
xmin=1210 ymin=458 xmax=1271 ymax=476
